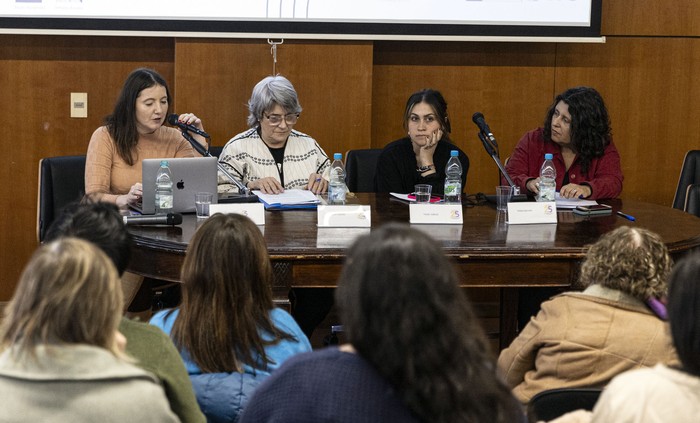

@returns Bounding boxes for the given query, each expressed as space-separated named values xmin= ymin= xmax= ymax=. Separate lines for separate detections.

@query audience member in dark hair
xmin=505 ymin=86 xmax=623 ymax=200
xmin=44 ymin=200 xmax=206 ymax=423
xmin=150 ymin=213 xmax=311 ymax=422
xmin=375 ymin=89 xmax=469 ymax=195
xmin=498 ymin=226 xmax=678 ymax=404
xmin=0 ymin=238 xmax=179 ymax=422
xmin=239 ymin=224 xmax=524 ymax=423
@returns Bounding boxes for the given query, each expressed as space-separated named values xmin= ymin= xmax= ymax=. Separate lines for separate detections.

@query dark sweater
xmin=238 ymin=347 xmax=419 ymax=423
xmin=375 ymin=137 xmax=469 ymax=195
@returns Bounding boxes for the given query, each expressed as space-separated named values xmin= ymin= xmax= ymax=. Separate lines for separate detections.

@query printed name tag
xmin=317 ymin=205 xmax=371 ymax=227
xmin=209 ymin=203 xmax=265 ymax=225
xmin=507 ymin=201 xmax=557 ymax=224
xmin=409 ymin=203 xmax=463 ymax=224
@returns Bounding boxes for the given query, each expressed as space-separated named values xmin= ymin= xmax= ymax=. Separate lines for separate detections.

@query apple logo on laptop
xmin=176 ymin=180 xmax=185 ymax=190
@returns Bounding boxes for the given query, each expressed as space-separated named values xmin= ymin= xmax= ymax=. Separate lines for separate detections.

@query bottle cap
xmin=544 ymin=153 xmax=553 ymax=160
xmin=333 ymin=153 xmax=342 ymax=160
xmin=450 ymin=150 xmax=458 ymax=157
xmin=160 ymin=160 xmax=169 ymax=166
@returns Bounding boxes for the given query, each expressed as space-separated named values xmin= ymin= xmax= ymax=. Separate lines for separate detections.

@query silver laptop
xmin=137 ymin=157 xmax=218 ymax=214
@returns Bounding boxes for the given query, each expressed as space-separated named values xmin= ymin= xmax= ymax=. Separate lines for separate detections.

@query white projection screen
xmin=0 ymin=0 xmax=603 ymax=41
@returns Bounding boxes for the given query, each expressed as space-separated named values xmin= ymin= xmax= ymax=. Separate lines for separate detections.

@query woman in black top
xmin=375 ymin=89 xmax=469 ymax=195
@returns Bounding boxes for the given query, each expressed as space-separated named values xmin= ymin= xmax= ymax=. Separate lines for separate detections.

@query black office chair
xmin=37 ymin=155 xmax=87 ymax=242
xmin=673 ymin=150 xmax=700 ymax=211
xmin=527 ymin=388 xmax=602 ymax=423
xmin=208 ymin=145 xmax=224 ymax=158
xmin=344 ymin=148 xmax=382 ymax=193
xmin=684 ymin=184 xmax=700 ymax=217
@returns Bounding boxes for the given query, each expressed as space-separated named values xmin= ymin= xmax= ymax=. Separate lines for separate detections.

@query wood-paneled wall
xmin=1 ymin=0 xmax=699 ymax=300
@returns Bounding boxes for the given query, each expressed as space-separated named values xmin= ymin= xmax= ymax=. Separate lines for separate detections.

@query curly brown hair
xmin=579 ymin=226 xmax=672 ymax=300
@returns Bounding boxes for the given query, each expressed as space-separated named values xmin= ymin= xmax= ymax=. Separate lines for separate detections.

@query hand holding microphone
xmin=167 ymin=113 xmax=210 ymax=139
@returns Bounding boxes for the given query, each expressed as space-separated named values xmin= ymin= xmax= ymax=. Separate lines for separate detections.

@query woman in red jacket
xmin=505 ymin=86 xmax=623 ymax=200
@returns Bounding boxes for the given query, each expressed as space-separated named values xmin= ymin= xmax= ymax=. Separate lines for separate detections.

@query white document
xmin=554 ymin=192 xmax=598 ymax=209
xmin=252 ymin=189 xmax=320 ymax=206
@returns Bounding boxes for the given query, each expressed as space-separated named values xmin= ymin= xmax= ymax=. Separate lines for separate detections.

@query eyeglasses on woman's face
xmin=263 ymin=113 xmax=299 ymax=126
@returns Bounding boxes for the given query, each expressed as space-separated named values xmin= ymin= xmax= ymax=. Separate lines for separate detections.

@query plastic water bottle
xmin=328 ymin=153 xmax=347 ymax=204
xmin=537 ymin=153 xmax=556 ymax=202
xmin=155 ymin=160 xmax=174 ymax=214
xmin=443 ymin=150 xmax=462 ymax=203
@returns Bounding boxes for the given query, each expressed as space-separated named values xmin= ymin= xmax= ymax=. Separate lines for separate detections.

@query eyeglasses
xmin=264 ymin=113 xmax=299 ymax=126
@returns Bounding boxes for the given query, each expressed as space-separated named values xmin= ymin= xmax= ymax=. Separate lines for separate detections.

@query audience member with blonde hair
xmin=239 ymin=224 xmax=524 ymax=423
xmin=498 ymin=226 xmax=677 ymax=404
xmin=150 ymin=213 xmax=311 ymax=422
xmin=0 ymin=238 xmax=178 ymax=422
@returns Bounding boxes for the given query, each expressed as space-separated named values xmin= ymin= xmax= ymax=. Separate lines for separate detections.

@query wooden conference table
xmin=127 ymin=194 xmax=700 ymax=348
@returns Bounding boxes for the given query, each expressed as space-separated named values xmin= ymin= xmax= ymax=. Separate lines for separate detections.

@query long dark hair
xmin=668 ymin=252 xmax=700 ymax=377
xmin=170 ymin=213 xmax=294 ymax=373
xmin=542 ymin=86 xmax=611 ymax=174
xmin=105 ymin=67 xmax=171 ymax=166
xmin=336 ymin=224 xmax=522 ymax=423
xmin=402 ymin=89 xmax=452 ymax=139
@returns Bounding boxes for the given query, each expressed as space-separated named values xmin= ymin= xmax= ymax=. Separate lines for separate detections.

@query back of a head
xmin=579 ymin=226 xmax=671 ymax=301
xmin=174 ymin=213 xmax=278 ymax=373
xmin=668 ymin=252 xmax=700 ymax=376
xmin=336 ymin=224 xmax=520 ymax=423
xmin=44 ymin=200 xmax=132 ymax=275
xmin=247 ymin=75 xmax=302 ymax=127
xmin=0 ymin=238 xmax=123 ymax=358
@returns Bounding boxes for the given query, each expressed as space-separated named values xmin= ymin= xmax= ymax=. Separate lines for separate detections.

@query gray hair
xmin=247 ymin=75 xmax=303 ymax=128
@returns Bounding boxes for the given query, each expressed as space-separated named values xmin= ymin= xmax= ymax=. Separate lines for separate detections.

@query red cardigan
xmin=504 ymin=128 xmax=623 ymax=200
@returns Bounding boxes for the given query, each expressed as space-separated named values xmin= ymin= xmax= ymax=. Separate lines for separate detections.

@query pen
xmin=616 ymin=211 xmax=636 ymax=221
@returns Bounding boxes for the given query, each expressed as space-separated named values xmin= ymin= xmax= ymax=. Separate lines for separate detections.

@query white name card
xmin=409 ymin=203 xmax=463 ymax=224
xmin=209 ymin=203 xmax=266 ymax=225
xmin=317 ymin=205 xmax=371 ymax=227
xmin=507 ymin=201 xmax=557 ymax=224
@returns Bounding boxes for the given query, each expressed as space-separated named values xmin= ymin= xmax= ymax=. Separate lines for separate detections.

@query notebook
xmin=136 ymin=157 xmax=218 ymax=214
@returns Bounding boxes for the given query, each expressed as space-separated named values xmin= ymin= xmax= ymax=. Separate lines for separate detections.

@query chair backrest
xmin=527 ymin=388 xmax=602 ymax=423
xmin=344 ymin=148 xmax=382 ymax=193
xmin=37 ymin=155 xmax=87 ymax=242
xmin=684 ymin=184 xmax=700 ymax=217
xmin=673 ymin=150 xmax=700 ymax=210
xmin=208 ymin=145 xmax=224 ymax=158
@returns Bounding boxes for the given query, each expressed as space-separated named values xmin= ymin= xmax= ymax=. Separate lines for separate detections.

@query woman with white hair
xmin=218 ymin=75 xmax=330 ymax=195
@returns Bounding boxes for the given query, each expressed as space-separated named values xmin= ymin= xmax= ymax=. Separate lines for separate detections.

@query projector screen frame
xmin=0 ymin=0 xmax=603 ymax=42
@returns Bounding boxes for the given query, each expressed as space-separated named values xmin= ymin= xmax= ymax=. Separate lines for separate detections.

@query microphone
xmin=123 ymin=213 xmax=183 ymax=226
xmin=472 ymin=112 xmax=497 ymax=145
xmin=167 ymin=114 xmax=210 ymax=139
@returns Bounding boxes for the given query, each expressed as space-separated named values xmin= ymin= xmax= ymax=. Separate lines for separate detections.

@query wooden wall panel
xmin=0 ymin=35 xmax=174 ymax=300
xmin=172 ymin=39 xmax=374 ymax=155
xmin=371 ymin=42 xmax=556 ymax=196
xmin=603 ymin=0 xmax=700 ymax=37
xmin=555 ymin=37 xmax=700 ymax=205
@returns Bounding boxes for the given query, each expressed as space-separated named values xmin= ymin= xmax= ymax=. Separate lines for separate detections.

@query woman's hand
xmin=416 ymin=128 xmax=442 ymax=165
xmin=526 ymin=178 xmax=540 ymax=194
xmin=175 ymin=113 xmax=209 ymax=152
xmin=306 ymin=173 xmax=328 ymax=194
xmin=249 ymin=177 xmax=284 ymax=194
xmin=116 ymin=182 xmax=142 ymax=209
xmin=560 ymin=183 xmax=591 ymax=199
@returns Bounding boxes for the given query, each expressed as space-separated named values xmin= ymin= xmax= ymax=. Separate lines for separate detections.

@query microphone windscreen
xmin=472 ymin=112 xmax=485 ymax=124
xmin=167 ymin=114 xmax=180 ymax=126
xmin=166 ymin=213 xmax=183 ymax=225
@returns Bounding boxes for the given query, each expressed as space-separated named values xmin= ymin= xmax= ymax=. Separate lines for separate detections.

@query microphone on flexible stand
xmin=471 ymin=112 xmax=527 ymax=202
xmin=123 ymin=213 xmax=183 ymax=226
xmin=171 ymin=118 xmax=259 ymax=204
xmin=167 ymin=114 xmax=211 ymax=139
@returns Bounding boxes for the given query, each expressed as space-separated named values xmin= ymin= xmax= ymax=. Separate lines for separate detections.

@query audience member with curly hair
xmin=240 ymin=224 xmax=525 ymax=423
xmin=505 ymin=86 xmax=623 ymax=200
xmin=498 ymin=226 xmax=678 ymax=404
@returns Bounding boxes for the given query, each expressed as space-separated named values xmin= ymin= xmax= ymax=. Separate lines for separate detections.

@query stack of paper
xmin=253 ymin=189 xmax=320 ymax=210
xmin=554 ymin=192 xmax=598 ymax=209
